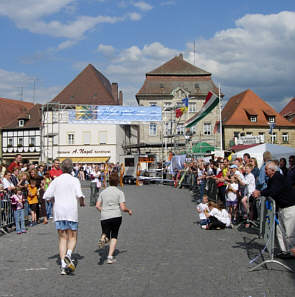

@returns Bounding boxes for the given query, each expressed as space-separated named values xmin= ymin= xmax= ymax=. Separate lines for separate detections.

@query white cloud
xmin=0 ymin=0 xmax=138 ymax=51
xmin=133 ymin=1 xmax=153 ymax=11
xmin=128 ymin=12 xmax=142 ymax=21
xmin=183 ymin=11 xmax=295 ymax=110
xmin=0 ymin=68 xmax=62 ymax=104
xmin=97 ymin=44 xmax=115 ymax=56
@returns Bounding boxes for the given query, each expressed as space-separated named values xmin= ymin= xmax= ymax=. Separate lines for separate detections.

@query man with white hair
xmin=253 ymin=161 xmax=295 ymax=258
xmin=44 ymin=158 xmax=85 ymax=275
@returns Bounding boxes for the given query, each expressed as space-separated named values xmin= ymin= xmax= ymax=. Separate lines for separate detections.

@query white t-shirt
xmin=97 ymin=186 xmax=126 ymax=221
xmin=244 ymin=172 xmax=256 ymax=197
xmin=43 ymin=173 xmax=84 ymax=222
xmin=2 ymin=178 xmax=15 ymax=190
xmin=209 ymin=207 xmax=231 ymax=227
xmin=226 ymin=183 xmax=239 ymax=202
xmin=90 ymin=169 xmax=101 ymax=187
xmin=197 ymin=202 xmax=209 ymax=220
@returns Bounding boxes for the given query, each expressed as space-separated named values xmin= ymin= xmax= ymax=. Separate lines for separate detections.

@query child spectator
xmin=204 ymin=201 xmax=231 ymax=230
xmin=10 ymin=187 xmax=26 ymax=234
xmin=238 ymin=164 xmax=256 ymax=228
xmin=27 ymin=179 xmax=38 ymax=226
xmin=196 ymin=195 xmax=209 ymax=229
xmin=226 ymin=176 xmax=239 ymax=224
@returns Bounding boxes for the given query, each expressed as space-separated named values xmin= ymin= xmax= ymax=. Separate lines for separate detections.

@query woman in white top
xmin=96 ymin=172 xmax=132 ymax=264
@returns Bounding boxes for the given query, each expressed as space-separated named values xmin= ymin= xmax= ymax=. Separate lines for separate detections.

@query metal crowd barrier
xmin=249 ymin=196 xmax=293 ymax=272
xmin=0 ymin=192 xmax=15 ymax=234
xmin=206 ymin=178 xmax=218 ymax=202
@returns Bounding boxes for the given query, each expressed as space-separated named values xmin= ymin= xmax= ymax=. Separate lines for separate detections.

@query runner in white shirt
xmin=43 ymin=158 xmax=85 ymax=275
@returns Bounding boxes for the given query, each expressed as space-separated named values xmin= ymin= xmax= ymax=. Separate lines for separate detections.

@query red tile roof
xmin=147 ymin=54 xmax=211 ymax=76
xmin=136 ymin=54 xmax=219 ymax=99
xmin=51 ymin=64 xmax=122 ymax=105
xmin=4 ymin=104 xmax=41 ymax=129
xmin=0 ymin=98 xmax=34 ymax=128
xmin=280 ymin=98 xmax=295 ymax=123
xmin=222 ymin=89 xmax=295 ymax=127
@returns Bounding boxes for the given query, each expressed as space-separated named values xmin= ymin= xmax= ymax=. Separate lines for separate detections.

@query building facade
xmin=136 ymin=54 xmax=221 ymax=159
xmin=2 ymin=104 xmax=41 ymax=163
xmin=222 ymin=89 xmax=295 ymax=149
xmin=41 ymin=64 xmax=138 ymax=164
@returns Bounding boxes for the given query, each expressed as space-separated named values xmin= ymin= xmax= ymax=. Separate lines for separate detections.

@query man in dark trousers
xmin=253 ymin=161 xmax=295 ymax=258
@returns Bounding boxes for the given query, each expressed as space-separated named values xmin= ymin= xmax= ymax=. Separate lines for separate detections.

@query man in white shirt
xmin=89 ymin=165 xmax=101 ymax=206
xmin=43 ymin=158 xmax=85 ymax=275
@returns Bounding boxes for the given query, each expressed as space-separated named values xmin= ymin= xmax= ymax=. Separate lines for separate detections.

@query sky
xmin=0 ymin=0 xmax=295 ymax=112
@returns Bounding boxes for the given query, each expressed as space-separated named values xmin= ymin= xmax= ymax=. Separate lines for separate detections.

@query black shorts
xmin=101 ymin=217 xmax=122 ymax=239
xmin=29 ymin=203 xmax=38 ymax=212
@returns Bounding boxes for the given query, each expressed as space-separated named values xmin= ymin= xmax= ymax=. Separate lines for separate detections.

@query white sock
xmin=107 ymin=256 xmax=113 ymax=259
xmin=66 ymin=250 xmax=72 ymax=257
xmin=61 ymin=259 xmax=67 ymax=268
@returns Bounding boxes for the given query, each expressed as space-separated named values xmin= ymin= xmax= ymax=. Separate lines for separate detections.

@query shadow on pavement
xmin=94 ymin=248 xmax=127 ymax=265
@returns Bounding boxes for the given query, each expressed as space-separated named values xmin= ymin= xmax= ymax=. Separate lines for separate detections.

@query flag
xmin=176 ymin=108 xmax=183 ymax=118
xmin=269 ymin=123 xmax=275 ymax=134
xmin=182 ymin=97 xmax=189 ymax=107
xmin=213 ymin=121 xmax=220 ymax=134
xmin=185 ymin=91 xmax=220 ymax=128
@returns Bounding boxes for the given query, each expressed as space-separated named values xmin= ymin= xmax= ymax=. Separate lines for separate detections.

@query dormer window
xmin=18 ymin=120 xmax=25 ymax=127
xmin=250 ymin=115 xmax=257 ymax=122
xmin=268 ymin=116 xmax=275 ymax=123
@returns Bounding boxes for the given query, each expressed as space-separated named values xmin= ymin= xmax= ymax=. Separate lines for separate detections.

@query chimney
xmin=179 ymin=53 xmax=183 ymax=60
xmin=119 ymin=91 xmax=123 ymax=105
xmin=111 ymin=83 xmax=119 ymax=104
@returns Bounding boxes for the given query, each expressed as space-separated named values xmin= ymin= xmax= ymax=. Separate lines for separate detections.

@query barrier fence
xmin=249 ymin=196 xmax=294 ymax=272
xmin=0 ymin=193 xmax=15 ymax=234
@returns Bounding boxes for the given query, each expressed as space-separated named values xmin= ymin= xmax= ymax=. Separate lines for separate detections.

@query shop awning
xmin=59 ymin=157 xmax=110 ymax=163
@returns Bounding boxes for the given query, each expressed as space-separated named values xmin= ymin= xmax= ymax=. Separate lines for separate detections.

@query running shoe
xmin=64 ymin=255 xmax=76 ymax=272
xmin=106 ymin=257 xmax=116 ymax=264
xmin=60 ymin=267 xmax=67 ymax=275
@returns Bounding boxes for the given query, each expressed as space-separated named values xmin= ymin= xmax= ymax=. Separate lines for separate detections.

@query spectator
xmin=257 ymin=151 xmax=272 ymax=191
xmin=253 ymin=161 xmax=295 ymax=258
xmin=225 ymin=175 xmax=239 ymax=224
xmin=89 ymin=165 xmax=101 ymax=207
xmin=49 ymin=159 xmax=63 ymax=180
xmin=2 ymin=171 xmax=15 ymax=193
xmin=10 ymin=187 xmax=26 ymax=234
xmin=286 ymin=155 xmax=295 ymax=188
xmin=7 ymin=154 xmax=22 ymax=173
xmin=196 ymin=195 xmax=209 ymax=229
xmin=27 ymin=179 xmax=38 ymax=226
xmin=279 ymin=157 xmax=288 ymax=177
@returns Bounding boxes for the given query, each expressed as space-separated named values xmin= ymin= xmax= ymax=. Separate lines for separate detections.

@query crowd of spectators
xmin=0 ymin=154 xmax=121 ymax=234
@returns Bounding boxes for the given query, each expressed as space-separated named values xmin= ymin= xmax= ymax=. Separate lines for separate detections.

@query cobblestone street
xmin=0 ymin=183 xmax=294 ymax=297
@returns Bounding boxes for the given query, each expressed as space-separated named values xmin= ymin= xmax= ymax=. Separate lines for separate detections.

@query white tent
xmin=236 ymin=143 xmax=295 ymax=167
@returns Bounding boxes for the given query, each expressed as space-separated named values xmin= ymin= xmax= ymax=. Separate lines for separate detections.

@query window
xmin=246 ymin=132 xmax=253 ymax=136
xmin=18 ymin=137 xmax=23 ymax=146
xmin=189 ymin=103 xmax=196 ymax=113
xmin=8 ymin=138 xmax=13 ymax=146
xmin=233 ymin=131 xmax=239 ymax=138
xmin=176 ymin=124 xmax=184 ymax=135
xmin=268 ymin=116 xmax=275 ymax=123
xmin=149 ymin=123 xmax=157 ymax=136
xmin=29 ymin=137 xmax=36 ymax=146
xmin=203 ymin=123 xmax=212 ymax=135
xmin=18 ymin=120 xmax=25 ymax=127
xmin=282 ymin=132 xmax=289 ymax=143
xmin=68 ymin=133 xmax=74 ymax=145
xmin=250 ymin=116 xmax=257 ymax=122
xmin=165 ymin=122 xmax=172 ymax=136
xmin=83 ymin=131 xmax=91 ymax=145
xmin=99 ymin=131 xmax=107 ymax=144
xmin=125 ymin=158 xmax=135 ymax=167
xmin=191 ymin=126 xmax=196 ymax=133
xmin=270 ymin=133 xmax=277 ymax=143
xmin=149 ymin=102 xmax=157 ymax=106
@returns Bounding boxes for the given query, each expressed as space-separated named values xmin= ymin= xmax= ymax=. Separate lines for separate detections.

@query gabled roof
xmin=280 ymin=98 xmax=295 ymax=123
xmin=51 ymin=64 xmax=120 ymax=105
xmin=222 ymin=89 xmax=295 ymax=127
xmin=0 ymin=98 xmax=34 ymax=128
xmin=4 ymin=104 xmax=41 ymax=130
xmin=147 ymin=54 xmax=211 ymax=76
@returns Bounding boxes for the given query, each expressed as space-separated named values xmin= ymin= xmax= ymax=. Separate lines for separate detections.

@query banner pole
xmin=218 ymin=84 xmax=223 ymax=150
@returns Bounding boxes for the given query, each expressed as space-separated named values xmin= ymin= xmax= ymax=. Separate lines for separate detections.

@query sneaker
xmin=22 ymin=230 xmax=27 ymax=233
xmin=17 ymin=232 xmax=22 ymax=235
xmin=60 ymin=267 xmax=67 ymax=275
xmin=201 ymin=225 xmax=207 ymax=229
xmin=107 ymin=257 xmax=116 ymax=264
xmin=64 ymin=255 xmax=75 ymax=272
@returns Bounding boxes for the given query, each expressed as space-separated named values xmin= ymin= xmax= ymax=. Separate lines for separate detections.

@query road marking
xmin=24 ymin=268 xmax=48 ymax=271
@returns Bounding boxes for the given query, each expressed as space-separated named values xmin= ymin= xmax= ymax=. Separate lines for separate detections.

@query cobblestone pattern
xmin=0 ymin=182 xmax=294 ymax=297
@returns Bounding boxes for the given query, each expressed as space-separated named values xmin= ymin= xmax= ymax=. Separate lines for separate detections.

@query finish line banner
xmin=68 ymin=105 xmax=162 ymax=124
